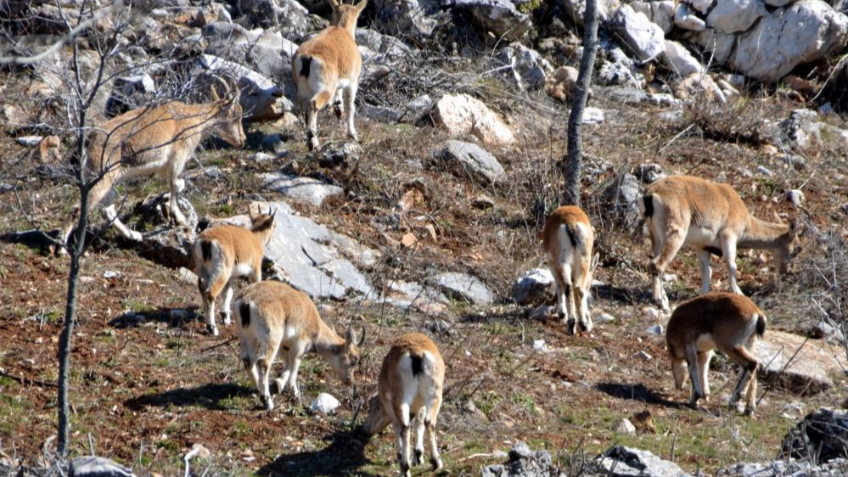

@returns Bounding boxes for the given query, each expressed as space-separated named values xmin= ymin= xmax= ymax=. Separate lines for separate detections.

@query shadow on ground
xmin=596 ymin=382 xmax=684 ymax=409
xmin=256 ymin=429 xmax=376 ymax=477
xmin=124 ymin=382 xmax=254 ymax=411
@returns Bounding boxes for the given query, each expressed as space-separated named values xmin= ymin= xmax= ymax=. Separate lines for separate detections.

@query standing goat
xmin=666 ymin=292 xmax=766 ymax=415
xmin=60 ymin=78 xmax=245 ymax=250
xmin=639 ymin=175 xmax=803 ymax=311
xmin=192 ymin=208 xmax=276 ymax=336
xmin=292 ymin=0 xmax=366 ymax=151
xmin=234 ymin=280 xmax=364 ymax=410
xmin=362 ymin=333 xmax=445 ymax=477
xmin=542 ymin=206 xmax=600 ymax=334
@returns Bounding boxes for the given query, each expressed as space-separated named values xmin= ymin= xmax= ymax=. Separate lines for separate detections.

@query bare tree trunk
xmin=562 ymin=0 xmax=599 ymax=207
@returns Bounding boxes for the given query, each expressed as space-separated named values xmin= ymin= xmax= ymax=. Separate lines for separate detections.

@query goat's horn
xmin=357 ymin=324 xmax=366 ymax=346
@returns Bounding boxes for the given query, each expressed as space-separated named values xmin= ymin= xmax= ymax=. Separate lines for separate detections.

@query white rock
xmin=786 ymin=189 xmax=805 ymax=206
xmin=694 ymin=28 xmax=735 ymax=63
xmin=595 ymin=312 xmax=616 ymax=324
xmin=663 ymin=40 xmax=703 ymax=77
xmin=632 ymin=0 xmax=675 ymax=33
xmin=432 ymin=94 xmax=515 ymax=146
xmin=16 ymin=136 xmax=44 ymax=147
xmin=757 ymin=165 xmax=773 ymax=176
xmin=583 ymin=107 xmax=605 ymax=125
xmin=103 ymin=270 xmax=121 ymax=279
xmin=608 ymin=5 xmax=666 ymax=61
xmin=511 ymin=268 xmax=554 ymax=305
xmin=615 ymin=418 xmax=637 ymax=435
xmin=184 ymin=443 xmax=211 ymax=461
xmin=495 ymin=43 xmax=554 ymax=91
xmin=688 ymin=0 xmax=714 ymax=13
xmin=310 ymin=393 xmax=340 ymax=415
xmin=707 ymin=0 xmax=767 ymax=33
xmin=637 ymin=351 xmax=653 ymax=361
xmin=730 ymin=1 xmax=848 ymax=82
xmin=262 ymin=173 xmax=343 ymax=207
xmin=674 ymin=3 xmax=706 ymax=31
xmin=559 ymin=0 xmax=617 ymax=27
xmin=533 ymin=339 xmax=549 ymax=352
xmin=646 ymin=325 xmax=664 ymax=336
xmin=642 ymin=306 xmax=661 ymax=320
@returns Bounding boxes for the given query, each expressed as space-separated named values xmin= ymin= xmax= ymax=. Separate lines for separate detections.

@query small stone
xmin=785 ymin=189 xmax=804 ymax=207
xmin=472 ymin=194 xmax=495 ymax=209
xmin=530 ymin=305 xmax=554 ymax=320
xmin=533 ymin=339 xmax=549 ymax=352
xmin=178 ymin=267 xmax=197 ymax=284
xmin=646 ymin=325 xmax=664 ymax=336
xmin=663 ymin=273 xmax=678 ymax=282
xmin=637 ymin=351 xmax=653 ymax=361
xmin=642 ymin=306 xmax=661 ymax=320
xmin=17 ymin=136 xmax=44 ymax=147
xmin=615 ymin=418 xmax=637 ymax=435
xmin=595 ymin=312 xmax=615 ymax=324
xmin=69 ymin=456 xmax=134 ymax=477
xmin=184 ymin=443 xmax=211 ymax=461
xmin=401 ymin=233 xmax=418 ymax=248
xmin=103 ymin=270 xmax=121 ymax=279
xmin=757 ymin=165 xmax=773 ymax=176
xmin=310 ymin=393 xmax=340 ymax=415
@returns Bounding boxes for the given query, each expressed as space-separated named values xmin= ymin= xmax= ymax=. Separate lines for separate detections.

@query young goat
xmin=542 ymin=206 xmax=600 ymax=334
xmin=292 ymin=0 xmax=366 ymax=151
xmin=362 ymin=333 xmax=445 ymax=477
xmin=192 ymin=208 xmax=276 ymax=336
xmin=666 ymin=292 xmax=766 ymax=415
xmin=639 ymin=175 xmax=803 ymax=310
xmin=61 ymin=78 xmax=245 ymax=250
xmin=234 ymin=280 xmax=364 ymax=410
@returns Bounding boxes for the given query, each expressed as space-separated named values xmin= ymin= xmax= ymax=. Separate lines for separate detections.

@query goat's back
xmin=197 ymin=224 xmax=265 ymax=267
xmin=645 ymin=175 xmax=749 ymax=227
xmin=666 ymin=292 xmax=765 ymax=358
xmin=296 ymin=28 xmax=361 ymax=80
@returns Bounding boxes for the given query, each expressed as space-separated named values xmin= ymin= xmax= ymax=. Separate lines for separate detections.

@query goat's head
xmin=361 ymin=393 xmax=391 ymax=437
xmin=248 ymin=206 xmax=277 ymax=244
xmin=210 ymin=76 xmax=246 ymax=148
xmin=329 ymin=0 xmax=367 ymax=30
xmin=328 ymin=325 xmax=366 ymax=386
xmin=775 ymin=217 xmax=805 ymax=274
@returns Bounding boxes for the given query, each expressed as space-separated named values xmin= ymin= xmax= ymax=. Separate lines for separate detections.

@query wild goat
xmin=60 ymin=77 xmax=245 ymax=251
xmin=292 ymin=0 xmax=366 ymax=151
xmin=666 ymin=292 xmax=766 ymax=415
xmin=542 ymin=206 xmax=600 ymax=334
xmin=639 ymin=175 xmax=803 ymax=311
xmin=234 ymin=280 xmax=364 ymax=410
xmin=192 ymin=208 xmax=276 ymax=336
xmin=362 ymin=333 xmax=445 ymax=477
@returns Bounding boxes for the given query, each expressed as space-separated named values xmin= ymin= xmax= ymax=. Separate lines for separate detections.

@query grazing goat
xmin=362 ymin=333 xmax=445 ymax=477
xmin=542 ymin=206 xmax=600 ymax=334
xmin=292 ymin=0 xmax=366 ymax=151
xmin=60 ymin=78 xmax=245 ymax=250
xmin=192 ymin=208 xmax=276 ymax=336
xmin=234 ymin=280 xmax=364 ymax=410
xmin=639 ymin=175 xmax=803 ymax=310
xmin=666 ymin=292 xmax=766 ymax=415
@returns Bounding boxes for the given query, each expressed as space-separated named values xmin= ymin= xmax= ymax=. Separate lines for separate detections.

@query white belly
xmin=232 ymin=263 xmax=254 ymax=278
xmin=695 ymin=333 xmax=716 ymax=352
xmin=685 ymin=226 xmax=718 ymax=247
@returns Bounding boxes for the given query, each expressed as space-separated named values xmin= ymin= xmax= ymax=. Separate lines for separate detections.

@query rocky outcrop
xmin=511 ymin=269 xmax=554 ymax=305
xmin=780 ymin=408 xmax=848 ymax=464
xmin=495 ymin=43 xmax=553 ymax=91
xmin=449 ymin=0 xmax=532 ymax=40
xmin=370 ymin=0 xmax=439 ymax=40
xmin=437 ymin=140 xmax=505 ymax=184
xmin=753 ymin=330 xmax=848 ymax=394
xmin=262 ymin=173 xmax=344 ymax=207
xmin=432 ymin=94 xmax=515 ymax=146
xmin=482 ymin=442 xmax=555 ymax=477
xmin=427 ymin=272 xmax=494 ymax=305
xmin=598 ymin=446 xmax=692 ymax=477
xmin=608 ymin=5 xmax=666 ymax=61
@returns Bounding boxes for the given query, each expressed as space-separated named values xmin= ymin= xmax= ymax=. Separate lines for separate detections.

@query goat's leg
xmin=220 ymin=281 xmax=234 ymax=326
xmin=549 ymin=259 xmax=570 ymax=325
xmin=169 ymin=176 xmax=188 ymax=227
xmin=720 ymin=235 xmax=744 ymax=295
xmin=285 ymin=343 xmax=307 ymax=404
xmin=686 ymin=344 xmax=703 ymax=408
xmin=652 ymin=225 xmax=685 ymax=311
xmin=725 ymin=346 xmax=758 ymax=414
xmin=343 ymin=84 xmax=358 ymax=141
xmin=412 ymin=410 xmax=426 ymax=466
xmin=697 ymin=350 xmax=713 ymax=402
xmin=426 ymin=395 xmax=443 ymax=471
xmin=698 ymin=249 xmax=712 ymax=294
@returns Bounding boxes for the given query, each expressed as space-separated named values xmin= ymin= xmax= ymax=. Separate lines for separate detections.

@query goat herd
xmin=52 ymin=0 xmax=809 ymax=474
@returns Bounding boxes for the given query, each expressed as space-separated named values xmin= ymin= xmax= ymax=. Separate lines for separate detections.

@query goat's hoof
xmin=431 ymin=456 xmax=443 ymax=471
xmin=579 ymin=321 xmax=593 ymax=333
xmin=348 ymin=131 xmax=359 ymax=142
xmin=308 ymin=138 xmax=320 ymax=151
xmin=566 ymin=319 xmax=577 ymax=335
xmin=127 ymin=231 xmax=144 ymax=242
xmin=206 ymin=324 xmax=219 ymax=336
xmin=223 ymin=315 xmax=232 ymax=326
xmin=412 ymin=449 xmax=424 ymax=466
xmin=743 ymin=407 xmax=755 ymax=417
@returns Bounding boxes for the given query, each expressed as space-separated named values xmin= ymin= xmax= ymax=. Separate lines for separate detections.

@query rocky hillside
xmin=2 ymin=0 xmax=848 ymax=475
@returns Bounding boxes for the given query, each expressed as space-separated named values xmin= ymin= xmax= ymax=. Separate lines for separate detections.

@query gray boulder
xmin=693 ymin=28 xmax=735 ymax=64
xmin=262 ymin=173 xmax=344 ymax=207
xmin=753 ymin=330 xmax=848 ymax=394
xmin=706 ymin=0 xmax=767 ymax=33
xmin=608 ymin=5 xmax=666 ymax=61
xmin=70 ymin=457 xmax=134 ymax=477
xmin=511 ymin=268 xmax=553 ymax=306
xmin=236 ymin=0 xmax=310 ymax=40
xmin=558 ymin=0 xmax=617 ymax=27
xmin=597 ymin=47 xmax=641 ymax=87
xmin=718 ymin=459 xmax=848 ymax=477
xmin=371 ymin=0 xmax=439 ymax=39
xmin=730 ymin=1 xmax=848 ymax=82
xmin=598 ymin=446 xmax=692 ymax=477
xmin=203 ymin=23 xmax=298 ymax=88
xmin=437 ymin=140 xmax=505 ymax=184
xmin=601 ymin=173 xmax=641 ymax=227
xmin=449 ymin=0 xmax=532 ymax=40
xmin=197 ymin=55 xmax=292 ymax=121
xmin=355 ymin=29 xmax=414 ymax=59
xmin=494 ymin=43 xmax=554 ymax=91
xmin=482 ymin=442 xmax=555 ymax=477
xmin=631 ymin=0 xmax=674 ymax=33
xmin=428 ymin=272 xmax=493 ymax=305
xmin=781 ymin=408 xmax=848 ymax=464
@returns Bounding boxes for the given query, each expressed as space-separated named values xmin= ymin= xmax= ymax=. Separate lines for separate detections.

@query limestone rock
xmin=437 ymin=140 xmax=505 ymax=184
xmin=558 ymin=0 xmax=618 ymax=27
xmin=428 ymin=272 xmax=493 ymax=305
xmin=495 ymin=43 xmax=553 ymax=91
xmin=450 ymin=0 xmax=532 ymax=40
xmin=511 ymin=268 xmax=554 ymax=306
xmin=482 ymin=442 xmax=555 ymax=477
xmin=608 ymin=5 xmax=666 ymax=61
xmin=262 ymin=173 xmax=343 ymax=207
xmin=433 ymin=94 xmax=515 ymax=146
xmin=663 ymin=40 xmax=702 ymax=77
xmin=632 ymin=0 xmax=675 ymax=33
xmin=598 ymin=445 xmax=693 ymax=477
xmin=754 ymin=330 xmax=848 ymax=394
xmin=370 ymin=0 xmax=439 ymax=39
xmin=197 ymin=55 xmax=291 ymax=121
xmin=730 ymin=1 xmax=848 ymax=82
xmin=706 ymin=0 xmax=767 ymax=34
xmin=310 ymin=393 xmax=340 ymax=415
xmin=70 ymin=457 xmax=134 ymax=477
xmin=674 ymin=3 xmax=706 ymax=30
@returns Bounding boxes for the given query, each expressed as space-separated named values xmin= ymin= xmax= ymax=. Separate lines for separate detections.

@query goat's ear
xmin=354 ymin=0 xmax=367 ymax=12
xmin=329 ymin=0 xmax=340 ymax=10
xmin=591 ymin=253 xmax=600 ymax=273
xmin=790 ymin=217 xmax=805 ymax=235
xmin=357 ymin=324 xmax=366 ymax=346
xmin=209 ymin=83 xmax=220 ymax=101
